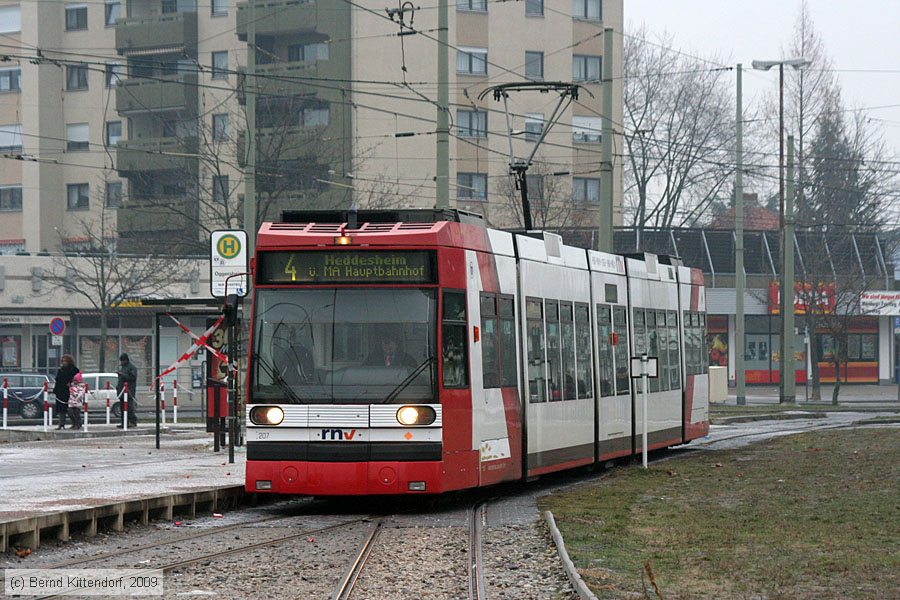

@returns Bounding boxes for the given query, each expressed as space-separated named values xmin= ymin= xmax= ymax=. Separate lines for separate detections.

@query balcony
xmin=236 ymin=1 xmax=319 ymax=40
xmin=115 ymin=137 xmax=199 ymax=174
xmin=236 ymin=125 xmax=337 ymax=168
xmin=116 ymin=74 xmax=198 ymax=114
xmin=118 ymin=198 xmax=197 ymax=234
xmin=116 ymin=12 xmax=198 ymax=54
xmin=237 ymin=60 xmax=344 ymax=104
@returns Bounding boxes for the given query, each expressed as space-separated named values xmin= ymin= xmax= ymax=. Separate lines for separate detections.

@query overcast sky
xmin=626 ymin=0 xmax=900 ymax=156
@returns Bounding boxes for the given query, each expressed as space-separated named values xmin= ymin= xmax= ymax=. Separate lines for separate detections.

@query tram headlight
xmin=250 ymin=405 xmax=285 ymax=426
xmin=396 ymin=405 xmax=436 ymax=426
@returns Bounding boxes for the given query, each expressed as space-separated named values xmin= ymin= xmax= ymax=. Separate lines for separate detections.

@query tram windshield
xmin=251 ymin=288 xmax=437 ymax=404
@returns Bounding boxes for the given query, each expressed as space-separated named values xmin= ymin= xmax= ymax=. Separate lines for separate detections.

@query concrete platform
xmin=0 ymin=427 xmax=248 ymax=553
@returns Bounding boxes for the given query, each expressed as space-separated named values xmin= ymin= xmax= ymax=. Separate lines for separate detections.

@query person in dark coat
xmin=364 ymin=333 xmax=417 ymax=369
xmin=52 ymin=354 xmax=79 ymax=430
xmin=116 ymin=353 xmax=138 ymax=428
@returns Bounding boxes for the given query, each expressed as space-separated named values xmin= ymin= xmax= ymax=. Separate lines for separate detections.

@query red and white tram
xmin=244 ymin=210 xmax=708 ymax=495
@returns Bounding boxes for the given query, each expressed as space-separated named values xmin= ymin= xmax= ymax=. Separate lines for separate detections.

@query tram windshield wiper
xmin=383 ymin=356 xmax=436 ymax=404
xmin=254 ymin=354 xmax=304 ymax=404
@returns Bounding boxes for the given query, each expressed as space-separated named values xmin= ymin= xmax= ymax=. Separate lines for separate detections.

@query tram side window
xmin=668 ymin=311 xmax=681 ymax=389
xmin=597 ymin=304 xmax=614 ymax=397
xmin=575 ymin=303 xmax=593 ymax=399
xmin=613 ymin=306 xmax=629 ymax=395
xmin=442 ymin=290 xmax=469 ymax=388
xmin=480 ymin=294 xmax=500 ymax=388
xmin=656 ymin=310 xmax=669 ymax=392
xmin=632 ymin=308 xmax=645 ymax=393
xmin=526 ymin=297 xmax=546 ymax=403
xmin=499 ymin=296 xmax=517 ymax=387
xmin=546 ymin=300 xmax=563 ymax=401
xmin=647 ymin=311 xmax=660 ymax=393
xmin=560 ymin=302 xmax=577 ymax=400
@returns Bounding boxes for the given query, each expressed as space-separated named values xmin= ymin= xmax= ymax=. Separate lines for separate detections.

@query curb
xmin=0 ymin=426 xmax=205 ymax=444
xmin=0 ymin=485 xmax=252 ymax=553
xmin=543 ymin=510 xmax=598 ymax=600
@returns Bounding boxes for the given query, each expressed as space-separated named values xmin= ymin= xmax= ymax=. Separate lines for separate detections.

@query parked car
xmin=79 ymin=372 xmax=120 ymax=415
xmin=0 ymin=373 xmax=52 ymax=419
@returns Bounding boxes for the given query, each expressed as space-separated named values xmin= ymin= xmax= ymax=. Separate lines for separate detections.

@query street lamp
xmin=752 ymin=57 xmax=810 ymax=403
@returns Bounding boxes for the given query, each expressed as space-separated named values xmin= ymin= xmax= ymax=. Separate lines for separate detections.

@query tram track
xmin=330 ymin=518 xmax=384 ymax=600
xmin=467 ymin=500 xmax=488 ymax=600
xmin=33 ymin=517 xmax=370 ymax=600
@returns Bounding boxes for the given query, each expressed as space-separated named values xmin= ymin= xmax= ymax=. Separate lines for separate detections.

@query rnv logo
xmin=321 ymin=428 xmax=357 ymax=440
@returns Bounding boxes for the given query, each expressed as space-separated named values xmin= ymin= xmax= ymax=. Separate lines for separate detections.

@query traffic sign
xmin=49 ymin=317 xmax=66 ymax=335
xmin=210 ymin=230 xmax=248 ymax=297
xmin=51 ymin=335 xmax=63 ymax=346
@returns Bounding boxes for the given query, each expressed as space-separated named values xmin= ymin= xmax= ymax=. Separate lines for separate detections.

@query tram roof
xmin=279 ymin=208 xmax=485 ymax=226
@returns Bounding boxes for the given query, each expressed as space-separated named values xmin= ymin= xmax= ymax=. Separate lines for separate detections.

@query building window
xmin=65 ymin=4 xmax=88 ymax=31
xmin=572 ymin=115 xmax=601 ymax=143
xmin=525 ymin=0 xmax=543 ymax=15
xmin=300 ymin=107 xmax=329 ymax=126
xmin=67 ymin=123 xmax=89 ymax=151
xmin=526 ymin=174 xmax=544 ymax=199
xmin=67 ymin=183 xmax=90 ymax=211
xmin=572 ymin=0 xmax=601 ymax=20
xmin=0 ymin=186 xmax=22 ymax=211
xmin=212 ymin=175 xmax=228 ymax=204
xmin=457 ymin=109 xmax=487 ymax=138
xmin=0 ymin=68 xmax=20 ymax=92
xmin=105 ymin=63 xmax=124 ymax=87
xmin=525 ymin=51 xmax=544 ymax=80
xmin=525 ymin=113 xmax=544 ymax=142
xmin=211 ymin=51 xmax=228 ymax=79
xmin=211 ymin=0 xmax=228 ymax=16
xmin=288 ymin=43 xmax=329 ymax=62
xmin=573 ymin=55 xmax=601 ymax=82
xmin=106 ymin=121 xmax=122 ymax=147
xmin=0 ymin=123 xmax=21 ymax=152
xmin=161 ymin=0 xmax=178 ymax=14
xmin=457 ymin=172 xmax=487 ymax=200
xmin=457 ymin=0 xmax=486 ymax=11
xmin=212 ymin=114 xmax=228 ymax=140
xmin=457 ymin=47 xmax=487 ymax=75
xmin=105 ymin=181 xmax=122 ymax=208
xmin=105 ymin=1 xmax=120 ymax=26
xmin=0 ymin=5 xmax=21 ymax=34
xmin=66 ymin=65 xmax=88 ymax=90
xmin=573 ymin=177 xmax=600 ymax=204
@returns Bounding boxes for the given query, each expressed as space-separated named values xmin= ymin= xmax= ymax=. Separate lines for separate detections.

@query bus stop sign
xmin=211 ymin=230 xmax=248 ymax=297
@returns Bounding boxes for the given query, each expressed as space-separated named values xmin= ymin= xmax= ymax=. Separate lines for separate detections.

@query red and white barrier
xmin=123 ymin=382 xmax=129 ymax=432
xmin=83 ymin=383 xmax=89 ymax=432
xmin=173 ymin=379 xmax=178 ymax=424
xmin=2 ymin=377 xmax=8 ymax=429
xmin=105 ymin=381 xmax=111 ymax=425
xmin=43 ymin=381 xmax=49 ymax=431
xmin=160 ymin=381 xmax=166 ymax=425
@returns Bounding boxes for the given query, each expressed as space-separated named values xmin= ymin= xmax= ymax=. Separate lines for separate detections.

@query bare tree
xmin=47 ymin=175 xmax=190 ymax=371
xmin=492 ymin=158 xmax=590 ymax=230
xmin=623 ymin=25 xmax=737 ymax=230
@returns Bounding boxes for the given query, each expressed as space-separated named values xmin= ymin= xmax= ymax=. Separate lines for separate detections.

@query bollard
xmin=83 ymin=383 xmax=89 ymax=432
xmin=173 ymin=379 xmax=178 ymax=424
xmin=106 ymin=381 xmax=111 ymax=425
xmin=2 ymin=377 xmax=8 ymax=430
xmin=43 ymin=381 xmax=49 ymax=431
xmin=161 ymin=381 xmax=166 ymax=426
xmin=123 ymin=382 xmax=129 ymax=432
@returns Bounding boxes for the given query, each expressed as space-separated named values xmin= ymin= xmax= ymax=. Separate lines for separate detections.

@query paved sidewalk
xmin=726 ymin=383 xmax=900 ymax=406
xmin=0 ymin=427 xmax=245 ymax=524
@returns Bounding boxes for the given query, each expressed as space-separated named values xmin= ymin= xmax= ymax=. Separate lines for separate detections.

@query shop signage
xmin=860 ymin=291 xmax=900 ymax=316
xmin=0 ymin=315 xmax=66 ymax=325
xmin=768 ymin=281 xmax=835 ymax=315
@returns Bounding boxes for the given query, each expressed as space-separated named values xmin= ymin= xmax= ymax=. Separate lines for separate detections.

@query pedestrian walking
xmin=116 ymin=353 xmax=138 ymax=428
xmin=68 ymin=372 xmax=86 ymax=430
xmin=52 ymin=354 xmax=79 ymax=430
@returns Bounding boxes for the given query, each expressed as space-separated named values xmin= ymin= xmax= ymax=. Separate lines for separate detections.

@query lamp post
xmin=752 ymin=57 xmax=809 ymax=404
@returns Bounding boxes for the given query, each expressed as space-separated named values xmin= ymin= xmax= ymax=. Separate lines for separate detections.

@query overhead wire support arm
xmin=479 ymin=82 xmax=590 ymax=231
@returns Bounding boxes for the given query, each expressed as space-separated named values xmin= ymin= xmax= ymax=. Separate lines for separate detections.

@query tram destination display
xmin=257 ymin=250 xmax=435 ymax=284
